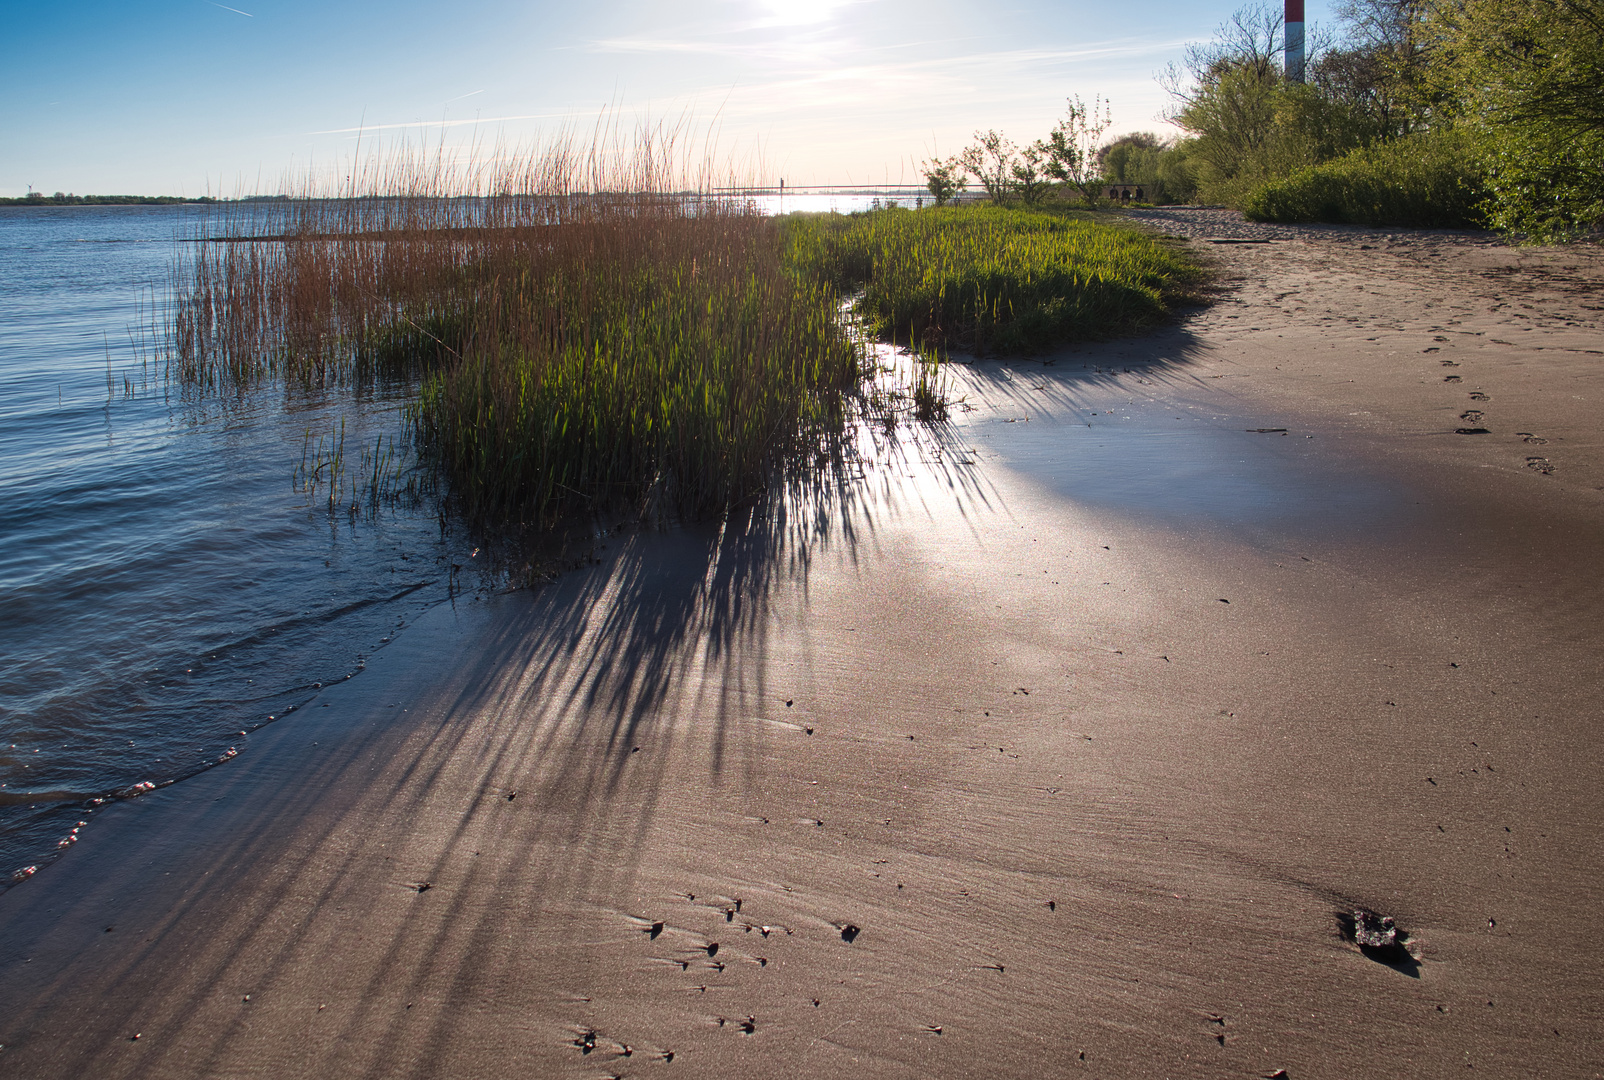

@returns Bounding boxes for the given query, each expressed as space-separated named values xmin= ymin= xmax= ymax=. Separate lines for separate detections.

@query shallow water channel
xmin=970 ymin=378 xmax=1403 ymax=537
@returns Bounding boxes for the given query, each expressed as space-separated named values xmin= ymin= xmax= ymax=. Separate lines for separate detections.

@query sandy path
xmin=0 ymin=220 xmax=1600 ymax=1079
xmin=1125 ymin=207 xmax=1604 ymax=494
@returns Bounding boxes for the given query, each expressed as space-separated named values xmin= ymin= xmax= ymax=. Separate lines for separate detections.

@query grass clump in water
xmin=170 ymin=131 xmax=860 ymax=527
xmin=784 ymin=205 xmax=1205 ymax=354
xmin=409 ymin=212 xmax=858 ymax=523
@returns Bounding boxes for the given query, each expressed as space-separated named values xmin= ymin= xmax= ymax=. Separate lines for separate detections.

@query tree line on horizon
xmin=923 ymin=0 xmax=1603 ymax=241
xmin=0 ymin=192 xmax=221 ymax=207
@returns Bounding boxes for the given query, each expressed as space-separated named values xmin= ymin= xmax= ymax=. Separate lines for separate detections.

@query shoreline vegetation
xmin=920 ymin=0 xmax=1601 ymax=240
xmin=1193 ymin=0 xmax=1604 ymax=239
xmin=167 ymin=136 xmax=1205 ymax=540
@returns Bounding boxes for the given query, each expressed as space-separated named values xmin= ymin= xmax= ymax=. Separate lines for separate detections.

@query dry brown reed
xmin=168 ymin=121 xmax=860 ymax=525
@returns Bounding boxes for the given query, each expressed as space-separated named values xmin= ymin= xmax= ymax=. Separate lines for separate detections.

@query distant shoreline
xmin=0 ymin=194 xmax=230 ymax=207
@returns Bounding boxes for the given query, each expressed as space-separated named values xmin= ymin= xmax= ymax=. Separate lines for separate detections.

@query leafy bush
xmin=1430 ymin=0 xmax=1604 ymax=240
xmin=1242 ymin=128 xmax=1487 ymax=228
xmin=1164 ymin=0 xmax=1602 ymax=238
xmin=1478 ymin=127 xmax=1604 ymax=242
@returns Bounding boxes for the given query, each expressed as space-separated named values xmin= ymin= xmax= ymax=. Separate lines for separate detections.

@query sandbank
xmin=1 ymin=214 xmax=1600 ymax=1079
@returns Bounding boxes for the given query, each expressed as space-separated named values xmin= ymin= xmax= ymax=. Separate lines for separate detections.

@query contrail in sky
xmin=205 ymin=0 xmax=254 ymax=15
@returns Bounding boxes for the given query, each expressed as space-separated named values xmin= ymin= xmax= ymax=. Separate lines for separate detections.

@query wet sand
xmin=1 ymin=216 xmax=1601 ymax=1078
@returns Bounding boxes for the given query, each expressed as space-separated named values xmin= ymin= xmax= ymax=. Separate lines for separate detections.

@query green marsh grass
xmin=410 ymin=213 xmax=857 ymax=522
xmin=784 ymin=205 xmax=1205 ymax=354
xmin=910 ymin=348 xmax=948 ymax=423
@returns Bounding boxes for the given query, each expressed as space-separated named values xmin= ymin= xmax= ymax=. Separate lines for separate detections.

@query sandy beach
xmin=1 ymin=212 xmax=1600 ymax=1079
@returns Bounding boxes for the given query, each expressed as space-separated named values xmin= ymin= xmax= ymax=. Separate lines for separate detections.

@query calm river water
xmin=0 ymin=205 xmax=475 ymax=885
xmin=0 ymin=194 xmax=921 ymax=886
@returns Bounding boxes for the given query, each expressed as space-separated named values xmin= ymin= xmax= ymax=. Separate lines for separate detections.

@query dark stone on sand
xmin=1337 ymin=909 xmax=1419 ymax=973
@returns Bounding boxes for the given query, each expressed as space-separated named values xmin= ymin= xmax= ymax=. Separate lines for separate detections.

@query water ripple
xmin=0 ymin=205 xmax=466 ymax=884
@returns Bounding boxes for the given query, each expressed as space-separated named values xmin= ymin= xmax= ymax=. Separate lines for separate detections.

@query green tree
xmin=922 ymin=156 xmax=968 ymax=206
xmin=1172 ymin=60 xmax=1282 ymax=188
xmin=1164 ymin=4 xmax=1390 ymax=202
xmin=1098 ymin=132 xmax=1163 ymax=178
xmin=1011 ymin=142 xmax=1054 ymax=205
xmin=1330 ymin=0 xmax=1436 ymax=130
xmin=1041 ymin=95 xmax=1112 ymax=205
xmin=960 ymin=131 xmax=1019 ymax=204
xmin=1160 ymin=4 xmax=1287 ymax=103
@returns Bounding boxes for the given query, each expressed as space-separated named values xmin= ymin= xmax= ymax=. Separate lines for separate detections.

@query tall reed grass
xmin=170 ymin=126 xmax=859 ymax=524
xmin=411 ymin=214 xmax=856 ymax=522
xmin=784 ymin=206 xmax=1205 ymax=354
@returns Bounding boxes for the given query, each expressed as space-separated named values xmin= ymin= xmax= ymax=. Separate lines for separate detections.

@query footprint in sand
xmin=1461 ymin=410 xmax=1485 ymax=423
xmin=1469 ymin=391 xmax=1490 ymax=401
xmin=1525 ymin=457 xmax=1555 ymax=475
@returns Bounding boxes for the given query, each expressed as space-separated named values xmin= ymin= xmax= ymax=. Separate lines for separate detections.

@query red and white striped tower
xmin=1285 ymin=0 xmax=1306 ymax=82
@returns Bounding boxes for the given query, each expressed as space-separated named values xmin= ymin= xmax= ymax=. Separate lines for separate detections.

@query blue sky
xmin=2 ymin=0 xmax=1335 ymax=196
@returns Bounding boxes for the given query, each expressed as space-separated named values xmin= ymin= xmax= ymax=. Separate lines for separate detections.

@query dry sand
xmin=1 ymin=213 xmax=1600 ymax=1079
